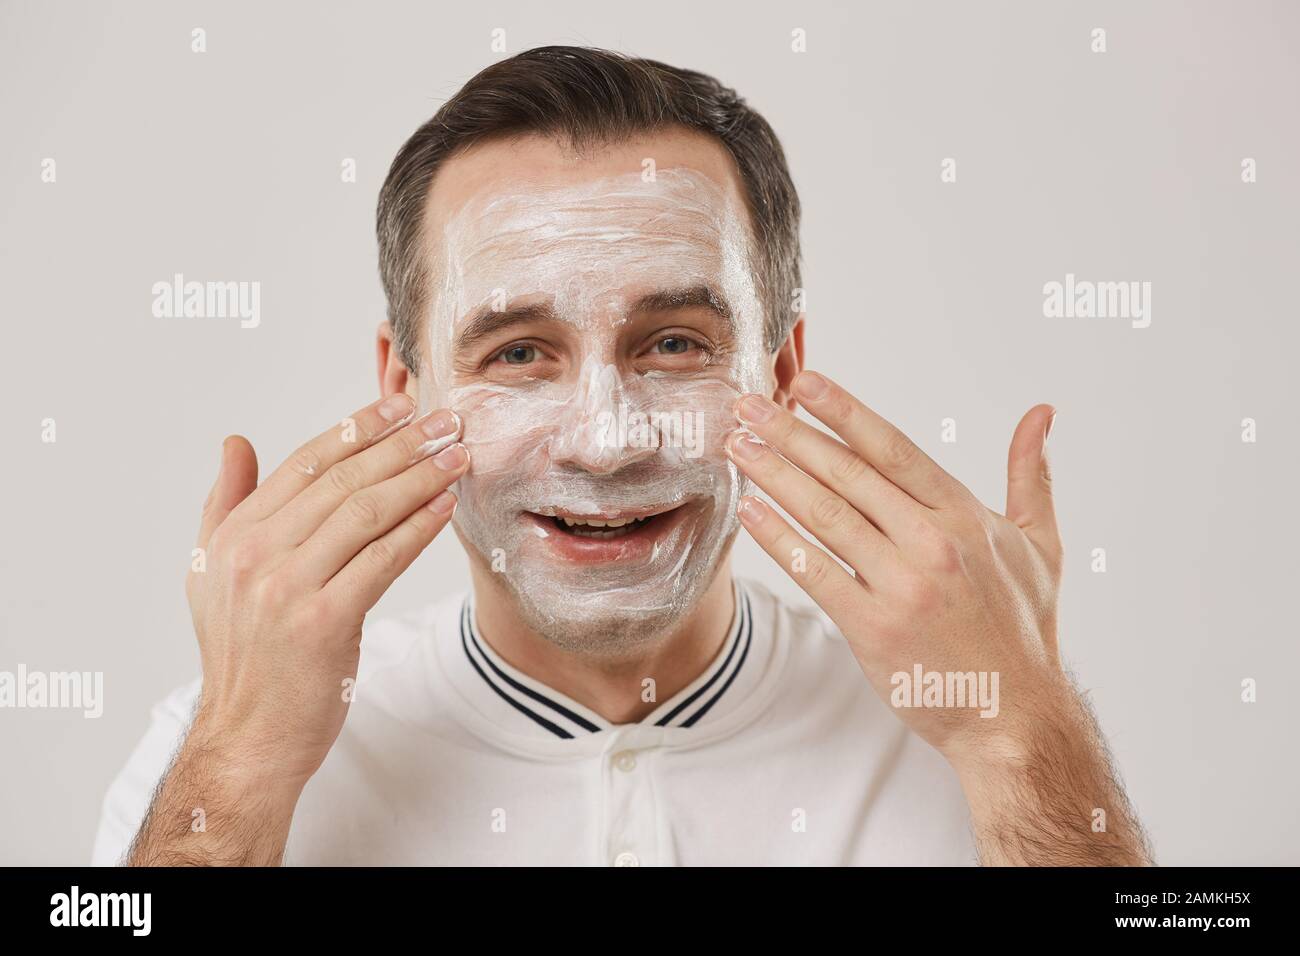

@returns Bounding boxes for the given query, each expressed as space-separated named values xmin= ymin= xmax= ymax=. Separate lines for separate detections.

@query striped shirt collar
xmin=457 ymin=581 xmax=754 ymax=740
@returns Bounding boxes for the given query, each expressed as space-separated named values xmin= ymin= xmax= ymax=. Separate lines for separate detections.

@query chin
xmin=484 ymin=527 xmax=739 ymax=657
xmin=514 ymin=595 xmax=684 ymax=655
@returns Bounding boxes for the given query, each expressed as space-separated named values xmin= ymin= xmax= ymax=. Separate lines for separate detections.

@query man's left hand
xmin=727 ymin=370 xmax=1151 ymax=865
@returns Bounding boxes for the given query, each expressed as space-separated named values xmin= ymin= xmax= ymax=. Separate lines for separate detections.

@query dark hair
xmin=377 ymin=45 xmax=802 ymax=374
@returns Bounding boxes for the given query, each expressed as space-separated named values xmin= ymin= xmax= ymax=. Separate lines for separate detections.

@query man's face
xmin=417 ymin=131 xmax=770 ymax=650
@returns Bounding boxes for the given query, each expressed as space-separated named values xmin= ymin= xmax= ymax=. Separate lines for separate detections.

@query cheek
xmin=636 ymin=377 xmax=744 ymax=463
xmin=449 ymin=388 xmax=556 ymax=478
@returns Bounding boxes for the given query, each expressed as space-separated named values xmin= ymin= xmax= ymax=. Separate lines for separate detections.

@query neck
xmin=468 ymin=561 xmax=737 ymax=724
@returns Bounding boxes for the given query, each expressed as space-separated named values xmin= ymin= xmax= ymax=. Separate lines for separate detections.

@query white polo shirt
xmin=92 ymin=579 xmax=977 ymax=866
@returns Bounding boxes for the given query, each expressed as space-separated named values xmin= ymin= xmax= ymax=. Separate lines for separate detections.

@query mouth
xmin=547 ymin=503 xmax=682 ymax=538
xmin=521 ymin=502 xmax=695 ymax=562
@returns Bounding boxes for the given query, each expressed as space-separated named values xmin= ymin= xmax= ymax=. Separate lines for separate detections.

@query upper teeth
xmin=561 ymin=516 xmax=639 ymax=528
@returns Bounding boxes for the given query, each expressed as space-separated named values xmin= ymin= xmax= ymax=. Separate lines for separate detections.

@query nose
xmin=548 ymin=360 xmax=658 ymax=474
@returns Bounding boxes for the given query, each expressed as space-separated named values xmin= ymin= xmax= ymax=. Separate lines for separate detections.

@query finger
xmin=725 ymin=429 xmax=895 ymax=582
xmin=323 ymin=489 xmax=457 ymax=611
xmin=289 ymin=443 xmax=469 ymax=587
xmin=233 ymin=393 xmax=417 ymax=525
xmin=736 ymin=495 xmax=864 ymax=624
xmin=1005 ymin=404 xmax=1061 ymax=556
xmin=734 ymin=393 xmax=924 ymax=543
xmin=196 ymin=436 xmax=258 ymax=549
xmin=267 ymin=407 xmax=462 ymax=546
xmin=791 ymin=371 xmax=963 ymax=508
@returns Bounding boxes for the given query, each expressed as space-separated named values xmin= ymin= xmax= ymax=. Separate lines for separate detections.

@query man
xmin=94 ymin=46 xmax=1151 ymax=866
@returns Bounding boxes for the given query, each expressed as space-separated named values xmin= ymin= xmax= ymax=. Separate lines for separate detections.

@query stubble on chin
xmin=504 ymin=577 xmax=693 ymax=658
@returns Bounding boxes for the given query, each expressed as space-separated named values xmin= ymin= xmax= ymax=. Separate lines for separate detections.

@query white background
xmin=1 ymin=0 xmax=1297 ymax=864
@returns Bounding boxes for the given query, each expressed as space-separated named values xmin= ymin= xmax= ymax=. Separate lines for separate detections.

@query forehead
xmin=425 ymin=128 xmax=751 ymax=236
xmin=422 ymin=131 xmax=756 ymax=310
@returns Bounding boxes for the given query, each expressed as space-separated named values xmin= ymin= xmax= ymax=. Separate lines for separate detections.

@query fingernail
xmin=737 ymin=394 xmax=776 ymax=424
xmin=737 ymin=496 xmax=767 ymax=523
xmin=429 ymin=490 xmax=457 ymax=515
xmin=379 ymin=394 xmax=414 ymax=423
xmin=421 ymin=410 xmax=460 ymax=440
xmin=794 ymin=372 xmax=829 ymax=401
xmin=728 ymin=432 xmax=766 ymax=461
xmin=433 ymin=442 xmax=468 ymax=470
xmin=1045 ymin=412 xmax=1057 ymax=442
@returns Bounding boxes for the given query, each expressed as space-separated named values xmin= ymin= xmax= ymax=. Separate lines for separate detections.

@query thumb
xmin=196 ymin=435 xmax=259 ymax=548
xmin=1005 ymin=404 xmax=1060 ymax=557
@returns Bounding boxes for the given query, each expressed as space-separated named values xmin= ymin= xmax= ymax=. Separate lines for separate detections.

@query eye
xmin=654 ymin=336 xmax=695 ymax=355
xmin=496 ymin=344 xmax=538 ymax=365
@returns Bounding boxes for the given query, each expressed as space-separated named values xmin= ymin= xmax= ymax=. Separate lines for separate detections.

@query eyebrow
xmin=454 ymin=301 xmax=559 ymax=353
xmin=453 ymin=285 xmax=735 ymax=354
xmin=629 ymin=285 xmax=733 ymax=325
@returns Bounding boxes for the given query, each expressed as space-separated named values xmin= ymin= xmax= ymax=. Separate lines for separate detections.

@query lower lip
xmin=522 ymin=506 xmax=694 ymax=564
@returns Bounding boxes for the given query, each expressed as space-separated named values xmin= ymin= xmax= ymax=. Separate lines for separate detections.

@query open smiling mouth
xmin=554 ymin=515 xmax=653 ymax=539
xmin=524 ymin=503 xmax=689 ymax=540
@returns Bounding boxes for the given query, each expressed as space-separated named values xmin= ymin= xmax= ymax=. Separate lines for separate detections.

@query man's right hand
xmin=127 ymin=394 xmax=467 ymax=865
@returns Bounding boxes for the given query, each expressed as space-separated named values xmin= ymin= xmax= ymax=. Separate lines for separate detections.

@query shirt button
xmin=613 ymin=750 xmax=637 ymax=772
xmin=613 ymin=851 xmax=640 ymax=867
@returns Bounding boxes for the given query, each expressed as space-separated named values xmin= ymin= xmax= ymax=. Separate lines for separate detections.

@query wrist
xmin=943 ymin=685 xmax=1153 ymax=866
xmin=944 ymin=678 xmax=1086 ymax=784
xmin=183 ymin=711 xmax=313 ymax=807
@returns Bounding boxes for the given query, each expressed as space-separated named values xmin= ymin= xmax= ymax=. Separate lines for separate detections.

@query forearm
xmin=954 ymin=690 xmax=1154 ymax=867
xmin=126 ymin=722 xmax=304 ymax=867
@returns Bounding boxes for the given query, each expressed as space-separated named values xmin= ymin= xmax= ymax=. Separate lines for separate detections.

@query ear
xmin=376 ymin=320 xmax=416 ymax=400
xmin=770 ymin=316 xmax=805 ymax=411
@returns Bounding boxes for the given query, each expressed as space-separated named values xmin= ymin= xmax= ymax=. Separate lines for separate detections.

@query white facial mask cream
xmin=417 ymin=167 xmax=770 ymax=648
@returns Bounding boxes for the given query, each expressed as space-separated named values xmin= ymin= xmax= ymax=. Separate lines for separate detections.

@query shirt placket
xmin=599 ymin=724 xmax=665 ymax=867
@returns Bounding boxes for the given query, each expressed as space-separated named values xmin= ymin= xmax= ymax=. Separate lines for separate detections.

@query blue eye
xmin=499 ymin=345 xmax=537 ymax=364
xmin=656 ymin=337 xmax=693 ymax=355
